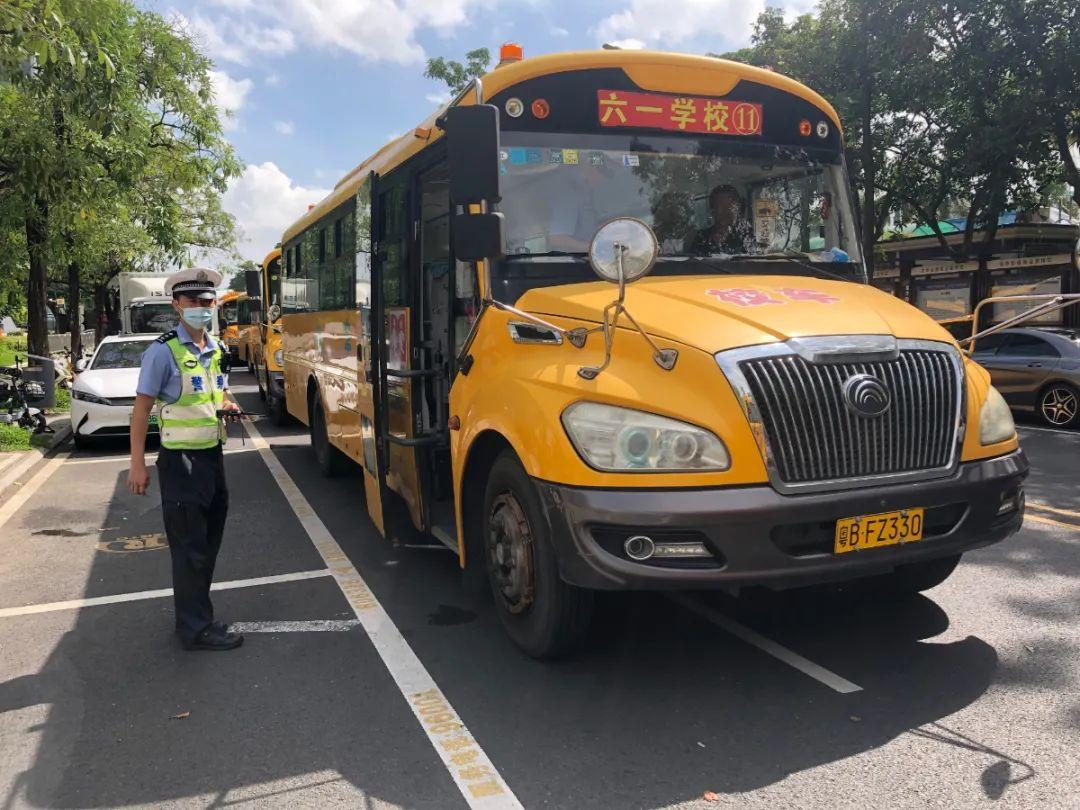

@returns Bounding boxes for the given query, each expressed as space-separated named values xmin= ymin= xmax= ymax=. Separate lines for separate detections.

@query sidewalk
xmin=0 ymin=414 xmax=71 ymax=501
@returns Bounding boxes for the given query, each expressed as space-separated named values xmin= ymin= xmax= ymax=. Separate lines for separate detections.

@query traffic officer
xmin=127 ymin=268 xmax=244 ymax=651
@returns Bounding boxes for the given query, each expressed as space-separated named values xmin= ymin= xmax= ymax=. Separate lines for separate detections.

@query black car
xmin=970 ymin=327 xmax=1080 ymax=428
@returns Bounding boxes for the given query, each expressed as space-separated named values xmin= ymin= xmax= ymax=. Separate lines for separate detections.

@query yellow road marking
xmin=1026 ymin=501 xmax=1080 ymax=520
xmin=1024 ymin=513 xmax=1080 ymax=532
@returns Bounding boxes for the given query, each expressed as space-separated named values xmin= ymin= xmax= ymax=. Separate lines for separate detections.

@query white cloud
xmin=171 ymin=9 xmax=295 ymax=66
xmin=550 ymin=25 xmax=569 ymax=37
xmin=208 ymin=70 xmax=253 ymax=130
xmin=607 ymin=38 xmax=646 ymax=50
xmin=595 ymin=0 xmax=768 ymax=51
xmin=187 ymin=0 xmax=487 ymax=67
xmin=274 ymin=120 xmax=296 ymax=135
xmin=425 ymin=91 xmax=452 ymax=105
xmin=265 ymin=72 xmax=282 ymax=87
xmin=222 ymin=163 xmax=331 ymax=261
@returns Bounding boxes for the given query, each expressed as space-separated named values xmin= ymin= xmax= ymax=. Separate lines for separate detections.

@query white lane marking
xmin=0 ymin=452 xmax=23 ymax=476
xmin=0 ymin=453 xmax=69 ymax=533
xmin=64 ymin=446 xmax=259 ymax=466
xmin=228 ymin=620 xmax=361 ymax=633
xmin=670 ymin=594 xmax=863 ymax=694
xmin=0 ymin=569 xmax=332 ymax=618
xmin=1017 ymin=424 xmax=1080 ymax=438
xmin=242 ymin=418 xmax=523 ymax=810
xmin=0 ymin=448 xmax=53 ymax=497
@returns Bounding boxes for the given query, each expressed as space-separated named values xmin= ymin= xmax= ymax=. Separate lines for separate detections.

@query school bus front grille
xmin=739 ymin=349 xmax=961 ymax=485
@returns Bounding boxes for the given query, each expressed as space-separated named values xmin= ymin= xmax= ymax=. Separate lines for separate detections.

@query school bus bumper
xmin=537 ymin=449 xmax=1028 ymax=591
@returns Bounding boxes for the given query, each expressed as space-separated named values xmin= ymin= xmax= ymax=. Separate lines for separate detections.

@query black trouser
xmin=157 ymin=446 xmax=228 ymax=643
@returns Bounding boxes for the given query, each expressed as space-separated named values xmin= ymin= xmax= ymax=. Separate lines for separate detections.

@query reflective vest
xmin=157 ymin=334 xmax=225 ymax=450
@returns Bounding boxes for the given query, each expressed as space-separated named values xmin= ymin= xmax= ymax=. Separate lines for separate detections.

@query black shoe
xmin=182 ymin=625 xmax=244 ymax=651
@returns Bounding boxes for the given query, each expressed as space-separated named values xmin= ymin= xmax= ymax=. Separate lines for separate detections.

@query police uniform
xmin=135 ymin=268 xmax=240 ymax=650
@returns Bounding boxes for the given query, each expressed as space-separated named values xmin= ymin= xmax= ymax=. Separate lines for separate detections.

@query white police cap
xmin=164 ymin=267 xmax=223 ymax=300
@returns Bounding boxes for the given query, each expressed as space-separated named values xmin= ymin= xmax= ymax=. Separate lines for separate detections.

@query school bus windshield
xmin=497 ymin=133 xmax=863 ymax=282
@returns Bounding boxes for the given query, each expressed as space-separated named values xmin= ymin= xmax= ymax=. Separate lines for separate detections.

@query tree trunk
xmin=68 ymin=260 xmax=82 ymax=358
xmin=859 ymin=23 xmax=876 ymax=273
xmin=93 ymin=284 xmax=108 ymax=344
xmin=24 ymin=194 xmax=50 ymax=358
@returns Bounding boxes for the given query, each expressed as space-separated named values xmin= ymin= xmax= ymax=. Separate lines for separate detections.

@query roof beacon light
xmin=531 ymin=98 xmax=550 ymax=119
xmin=499 ymin=43 xmax=524 ymax=65
xmin=799 ymin=119 xmax=812 ymax=137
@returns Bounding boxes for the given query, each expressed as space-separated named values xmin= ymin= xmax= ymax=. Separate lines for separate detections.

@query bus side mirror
xmin=446 ymin=104 xmax=501 ymax=205
xmin=454 ymin=212 xmax=505 ymax=262
xmin=244 ymin=270 xmax=261 ymax=298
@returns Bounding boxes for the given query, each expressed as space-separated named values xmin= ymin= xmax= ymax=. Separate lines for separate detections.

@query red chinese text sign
xmin=598 ymin=89 xmax=763 ymax=136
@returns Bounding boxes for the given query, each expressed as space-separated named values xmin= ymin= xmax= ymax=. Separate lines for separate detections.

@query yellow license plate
xmin=834 ymin=508 xmax=924 ymax=554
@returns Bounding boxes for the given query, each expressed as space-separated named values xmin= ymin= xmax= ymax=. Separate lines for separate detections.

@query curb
xmin=0 ymin=421 xmax=72 ymax=499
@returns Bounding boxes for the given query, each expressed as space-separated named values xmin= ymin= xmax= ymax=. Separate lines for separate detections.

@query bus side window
xmin=378 ymin=181 xmax=409 ymax=308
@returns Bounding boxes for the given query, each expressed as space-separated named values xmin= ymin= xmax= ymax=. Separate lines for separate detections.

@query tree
xmin=0 ymin=0 xmax=239 ymax=356
xmin=225 ymin=260 xmax=259 ymax=292
xmin=424 ymin=48 xmax=490 ymax=95
xmin=720 ymin=0 xmax=1079 ymax=266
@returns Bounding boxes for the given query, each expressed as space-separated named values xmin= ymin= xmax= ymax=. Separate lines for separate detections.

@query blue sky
xmin=137 ymin=0 xmax=815 ymax=263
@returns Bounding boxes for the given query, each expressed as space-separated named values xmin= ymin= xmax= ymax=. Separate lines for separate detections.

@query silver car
xmin=971 ymin=327 xmax=1080 ymax=428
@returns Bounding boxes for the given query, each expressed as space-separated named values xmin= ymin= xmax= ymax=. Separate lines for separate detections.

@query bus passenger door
xmin=374 ymin=172 xmax=429 ymax=536
xmin=354 ymin=173 xmax=387 ymax=535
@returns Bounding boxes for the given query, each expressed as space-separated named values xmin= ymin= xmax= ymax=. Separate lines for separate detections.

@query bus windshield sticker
xmin=563 ymin=148 xmax=579 ymax=165
xmin=622 ymin=154 xmax=640 ymax=167
xmin=549 ymin=149 xmax=564 ymax=164
xmin=508 ymin=147 xmax=527 ymax=164
xmin=599 ymin=89 xmax=763 ymax=136
xmin=525 ymin=148 xmax=542 ymax=164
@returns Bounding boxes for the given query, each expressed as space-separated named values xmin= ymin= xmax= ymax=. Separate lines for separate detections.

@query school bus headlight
xmin=274 ymin=349 xmax=283 ymax=366
xmin=561 ymin=402 xmax=730 ymax=472
xmin=979 ymin=385 xmax=1015 ymax=445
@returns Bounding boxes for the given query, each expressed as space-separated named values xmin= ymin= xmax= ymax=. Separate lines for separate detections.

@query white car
xmin=71 ymin=334 xmax=159 ymax=449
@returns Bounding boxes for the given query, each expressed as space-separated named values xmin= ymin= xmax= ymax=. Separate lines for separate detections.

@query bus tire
xmin=268 ymin=389 xmax=289 ymax=427
xmin=255 ymin=365 xmax=267 ymax=401
xmin=885 ymin=553 xmax=962 ymax=596
xmin=310 ymin=392 xmax=347 ymax=477
xmin=483 ymin=451 xmax=593 ymax=658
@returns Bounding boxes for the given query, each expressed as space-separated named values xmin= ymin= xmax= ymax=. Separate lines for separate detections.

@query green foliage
xmin=0 ymin=423 xmax=31 ymax=451
xmin=226 ymin=259 xmax=259 ymax=292
xmin=0 ymin=335 xmax=28 ymax=366
xmin=719 ymin=0 xmax=1080 ymax=259
xmin=49 ymin=384 xmax=69 ymax=413
xmin=424 ymin=48 xmax=490 ymax=95
xmin=0 ymin=0 xmax=241 ymax=354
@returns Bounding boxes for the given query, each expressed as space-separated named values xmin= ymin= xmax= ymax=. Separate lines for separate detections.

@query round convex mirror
xmin=588 ymin=218 xmax=659 ymax=284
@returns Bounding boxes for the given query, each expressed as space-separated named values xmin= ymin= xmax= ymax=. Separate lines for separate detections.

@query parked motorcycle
xmin=0 ymin=356 xmax=49 ymax=434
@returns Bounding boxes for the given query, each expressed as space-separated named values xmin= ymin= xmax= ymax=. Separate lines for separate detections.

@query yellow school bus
xmin=236 ymin=295 xmax=261 ymax=368
xmin=218 ymin=290 xmax=245 ymax=360
xmin=249 ymin=247 xmax=289 ymax=425
xmin=280 ymin=48 xmax=1027 ymax=657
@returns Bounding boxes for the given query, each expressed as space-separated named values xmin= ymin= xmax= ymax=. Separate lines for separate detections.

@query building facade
xmin=874 ymin=222 xmax=1080 ymax=335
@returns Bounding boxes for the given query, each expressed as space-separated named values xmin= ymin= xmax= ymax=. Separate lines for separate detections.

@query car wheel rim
xmin=1041 ymin=388 xmax=1077 ymax=426
xmin=487 ymin=492 xmax=535 ymax=615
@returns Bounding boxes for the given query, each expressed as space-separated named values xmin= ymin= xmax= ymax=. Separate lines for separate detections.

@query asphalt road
xmin=1 ymin=370 xmax=1077 ymax=809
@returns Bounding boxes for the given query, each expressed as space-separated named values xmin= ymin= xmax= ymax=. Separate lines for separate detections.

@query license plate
xmin=834 ymin=508 xmax=924 ymax=554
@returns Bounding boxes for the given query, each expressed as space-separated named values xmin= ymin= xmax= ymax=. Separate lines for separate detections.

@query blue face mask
xmin=181 ymin=306 xmax=214 ymax=330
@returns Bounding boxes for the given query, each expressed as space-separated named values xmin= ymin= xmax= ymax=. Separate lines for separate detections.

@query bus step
xmin=431 ymin=522 xmax=458 ymax=552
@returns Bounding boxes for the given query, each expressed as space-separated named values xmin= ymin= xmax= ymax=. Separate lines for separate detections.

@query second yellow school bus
xmin=279 ymin=48 xmax=1027 ymax=657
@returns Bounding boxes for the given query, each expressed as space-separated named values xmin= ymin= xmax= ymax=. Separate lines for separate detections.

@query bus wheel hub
xmin=488 ymin=493 xmax=534 ymax=614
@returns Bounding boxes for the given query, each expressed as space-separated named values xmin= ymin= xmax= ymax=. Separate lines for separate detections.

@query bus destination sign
xmin=598 ymin=89 xmax=763 ymax=136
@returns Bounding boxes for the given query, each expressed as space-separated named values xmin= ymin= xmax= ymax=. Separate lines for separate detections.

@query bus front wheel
xmin=311 ymin=392 xmax=347 ymax=477
xmin=482 ymin=451 xmax=593 ymax=658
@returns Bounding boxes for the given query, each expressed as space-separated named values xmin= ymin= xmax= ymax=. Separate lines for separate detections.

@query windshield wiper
xmin=502 ymin=251 xmax=588 ymax=261
xmin=701 ymin=249 xmax=852 ymax=282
